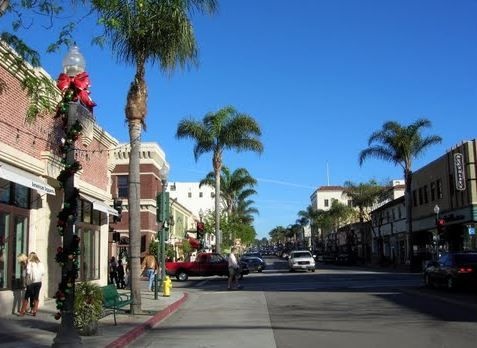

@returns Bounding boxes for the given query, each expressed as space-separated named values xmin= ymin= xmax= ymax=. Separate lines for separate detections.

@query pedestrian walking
xmin=16 ymin=253 xmax=34 ymax=314
xmin=227 ymin=247 xmax=242 ymax=291
xmin=141 ymin=252 xmax=158 ymax=291
xmin=18 ymin=252 xmax=45 ymax=316
xmin=109 ymin=256 xmax=118 ymax=286
xmin=116 ymin=259 xmax=126 ymax=289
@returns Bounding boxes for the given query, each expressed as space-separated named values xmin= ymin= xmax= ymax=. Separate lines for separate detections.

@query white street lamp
xmin=52 ymin=45 xmax=88 ymax=347
xmin=62 ymin=45 xmax=85 ymax=76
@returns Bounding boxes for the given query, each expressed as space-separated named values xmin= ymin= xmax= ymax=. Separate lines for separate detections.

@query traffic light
xmin=437 ymin=218 xmax=445 ymax=233
xmin=156 ymin=192 xmax=170 ymax=223
xmin=113 ymin=199 xmax=123 ymax=223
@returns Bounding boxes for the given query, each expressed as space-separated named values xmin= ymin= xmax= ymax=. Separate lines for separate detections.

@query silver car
xmin=288 ymin=250 xmax=316 ymax=272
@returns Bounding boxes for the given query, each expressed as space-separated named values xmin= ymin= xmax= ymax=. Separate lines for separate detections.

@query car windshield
xmin=454 ymin=254 xmax=477 ymax=263
xmin=292 ymin=252 xmax=311 ymax=258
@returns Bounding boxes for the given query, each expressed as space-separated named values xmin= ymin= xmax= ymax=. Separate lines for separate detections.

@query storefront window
xmin=0 ymin=211 xmax=28 ymax=290
xmin=0 ymin=180 xmax=30 ymax=208
xmin=0 ymin=179 xmax=10 ymax=203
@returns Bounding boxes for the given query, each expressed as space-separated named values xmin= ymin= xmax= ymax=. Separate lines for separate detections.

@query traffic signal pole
xmin=155 ymin=191 xmax=169 ymax=300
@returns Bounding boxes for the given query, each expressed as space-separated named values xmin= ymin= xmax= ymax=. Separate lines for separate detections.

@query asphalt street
xmin=129 ymin=256 xmax=477 ymax=348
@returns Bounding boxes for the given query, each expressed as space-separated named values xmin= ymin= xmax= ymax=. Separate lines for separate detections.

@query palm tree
xmin=342 ymin=179 xmax=385 ymax=262
xmin=342 ymin=179 xmax=384 ymax=223
xmin=359 ymin=119 xmax=442 ymax=267
xmin=176 ymin=106 xmax=263 ymax=253
xmin=200 ymin=166 xmax=258 ymax=217
xmin=269 ymin=226 xmax=287 ymax=244
xmin=93 ymin=0 xmax=217 ymax=313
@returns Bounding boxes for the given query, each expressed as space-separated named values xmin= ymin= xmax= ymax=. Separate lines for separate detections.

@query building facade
xmin=109 ymin=144 xmax=198 ymax=262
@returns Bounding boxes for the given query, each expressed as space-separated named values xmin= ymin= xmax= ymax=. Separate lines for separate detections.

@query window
xmin=412 ymin=190 xmax=417 ymax=207
xmin=418 ymin=188 xmax=423 ymax=205
xmin=117 ymin=175 xmax=128 ymax=198
xmin=188 ymin=192 xmax=192 ymax=198
xmin=82 ymin=200 xmax=92 ymax=224
xmin=199 ymin=192 xmax=203 ymax=198
xmin=0 ymin=180 xmax=30 ymax=208
xmin=437 ymin=179 xmax=443 ymax=199
xmin=141 ymin=235 xmax=146 ymax=252
xmin=211 ymin=192 xmax=215 ymax=198
xmin=430 ymin=182 xmax=436 ymax=201
xmin=423 ymin=185 xmax=428 ymax=204
xmin=324 ymin=199 xmax=329 ymax=207
xmin=77 ymin=226 xmax=100 ymax=281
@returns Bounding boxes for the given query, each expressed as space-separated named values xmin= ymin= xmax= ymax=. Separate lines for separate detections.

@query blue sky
xmin=4 ymin=0 xmax=477 ymax=239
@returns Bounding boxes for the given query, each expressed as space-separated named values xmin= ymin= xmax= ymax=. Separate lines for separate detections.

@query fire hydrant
xmin=163 ymin=276 xmax=172 ymax=297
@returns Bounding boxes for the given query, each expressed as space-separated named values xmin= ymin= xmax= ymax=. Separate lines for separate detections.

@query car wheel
xmin=258 ymin=267 xmax=263 ymax=273
xmin=176 ymin=271 xmax=188 ymax=281
xmin=424 ymin=274 xmax=433 ymax=288
xmin=289 ymin=268 xmax=294 ymax=272
xmin=311 ymin=268 xmax=315 ymax=272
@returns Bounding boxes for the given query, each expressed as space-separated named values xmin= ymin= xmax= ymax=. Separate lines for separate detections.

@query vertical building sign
xmin=454 ymin=153 xmax=466 ymax=191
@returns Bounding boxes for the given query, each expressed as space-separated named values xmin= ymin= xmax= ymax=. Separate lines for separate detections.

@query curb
xmin=106 ymin=292 xmax=189 ymax=348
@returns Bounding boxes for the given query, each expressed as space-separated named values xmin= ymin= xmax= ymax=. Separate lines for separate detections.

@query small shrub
xmin=74 ymin=281 xmax=103 ymax=335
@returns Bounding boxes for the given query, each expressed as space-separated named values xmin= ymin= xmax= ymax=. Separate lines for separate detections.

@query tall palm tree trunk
xmin=213 ymin=152 xmax=222 ymax=253
xmin=214 ymin=165 xmax=221 ymax=253
xmin=128 ymin=119 xmax=142 ymax=313
xmin=126 ymin=65 xmax=147 ymax=314
xmin=405 ymin=169 xmax=414 ymax=270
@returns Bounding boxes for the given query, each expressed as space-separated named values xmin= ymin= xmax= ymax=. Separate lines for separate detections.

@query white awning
xmin=79 ymin=193 xmax=118 ymax=216
xmin=0 ymin=162 xmax=56 ymax=196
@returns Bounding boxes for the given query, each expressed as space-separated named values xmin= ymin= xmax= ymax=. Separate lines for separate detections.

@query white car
xmin=288 ymin=250 xmax=316 ymax=272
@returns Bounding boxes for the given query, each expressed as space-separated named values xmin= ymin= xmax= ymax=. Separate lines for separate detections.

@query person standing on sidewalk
xmin=141 ymin=252 xmax=158 ymax=291
xmin=227 ymin=247 xmax=242 ymax=290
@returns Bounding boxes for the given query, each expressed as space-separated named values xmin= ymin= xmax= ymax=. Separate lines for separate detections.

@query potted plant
xmin=74 ymin=281 xmax=103 ymax=336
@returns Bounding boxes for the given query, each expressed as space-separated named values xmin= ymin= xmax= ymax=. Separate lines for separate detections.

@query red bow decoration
xmin=57 ymin=72 xmax=97 ymax=110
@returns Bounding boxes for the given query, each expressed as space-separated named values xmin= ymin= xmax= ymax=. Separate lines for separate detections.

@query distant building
xmin=310 ymin=186 xmax=352 ymax=211
xmin=167 ymin=182 xmax=217 ymax=249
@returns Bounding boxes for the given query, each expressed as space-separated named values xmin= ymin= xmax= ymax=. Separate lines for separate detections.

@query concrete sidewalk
xmin=0 ymin=287 xmax=187 ymax=348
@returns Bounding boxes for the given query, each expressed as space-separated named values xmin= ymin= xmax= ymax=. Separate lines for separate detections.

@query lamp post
xmin=433 ymin=204 xmax=440 ymax=260
xmin=155 ymin=166 xmax=169 ymax=299
xmin=52 ymin=45 xmax=88 ymax=347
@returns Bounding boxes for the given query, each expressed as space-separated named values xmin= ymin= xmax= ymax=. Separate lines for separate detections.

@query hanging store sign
xmin=454 ymin=153 xmax=466 ymax=191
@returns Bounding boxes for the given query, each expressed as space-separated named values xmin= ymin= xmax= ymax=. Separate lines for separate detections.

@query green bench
xmin=101 ymin=284 xmax=133 ymax=325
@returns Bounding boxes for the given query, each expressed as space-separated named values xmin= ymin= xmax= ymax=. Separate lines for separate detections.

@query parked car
xmin=423 ymin=252 xmax=477 ymax=290
xmin=243 ymin=252 xmax=262 ymax=259
xmin=288 ymin=250 xmax=315 ymax=272
xmin=166 ymin=252 xmax=249 ymax=281
xmin=240 ymin=256 xmax=266 ymax=273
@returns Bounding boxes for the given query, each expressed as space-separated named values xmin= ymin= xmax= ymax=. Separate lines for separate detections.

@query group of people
xmin=17 ymin=252 xmax=45 ymax=316
xmin=109 ymin=256 xmax=127 ymax=289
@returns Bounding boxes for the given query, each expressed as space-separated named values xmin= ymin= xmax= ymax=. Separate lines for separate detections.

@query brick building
xmin=0 ymin=43 xmax=117 ymax=312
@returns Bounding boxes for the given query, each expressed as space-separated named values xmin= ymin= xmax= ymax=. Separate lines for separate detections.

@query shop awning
xmin=79 ymin=193 xmax=118 ymax=216
xmin=0 ymin=162 xmax=55 ymax=196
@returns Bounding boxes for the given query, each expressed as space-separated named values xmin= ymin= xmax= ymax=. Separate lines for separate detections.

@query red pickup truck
xmin=165 ymin=252 xmax=249 ymax=281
